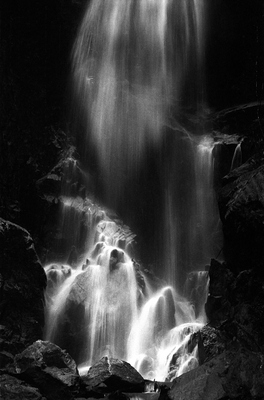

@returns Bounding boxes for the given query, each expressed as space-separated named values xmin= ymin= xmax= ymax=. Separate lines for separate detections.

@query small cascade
xmin=193 ymin=136 xmax=221 ymax=268
xmin=163 ymin=134 xmax=222 ymax=288
xmin=44 ymin=204 xmax=209 ymax=380
xmin=230 ymin=142 xmax=242 ymax=171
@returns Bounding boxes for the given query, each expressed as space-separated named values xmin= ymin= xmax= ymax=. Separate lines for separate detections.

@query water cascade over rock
xmin=44 ymin=0 xmax=222 ymax=383
xmin=44 ymin=208 xmax=205 ymax=381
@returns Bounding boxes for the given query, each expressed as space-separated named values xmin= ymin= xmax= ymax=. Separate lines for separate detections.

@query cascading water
xmin=44 ymin=0 xmax=222 ymax=383
xmin=44 ymin=206 xmax=205 ymax=381
xmin=72 ymin=0 xmax=205 ymax=206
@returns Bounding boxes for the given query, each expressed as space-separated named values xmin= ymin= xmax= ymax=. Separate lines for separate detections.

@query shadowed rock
xmin=14 ymin=340 xmax=80 ymax=400
xmin=168 ymin=347 xmax=264 ymax=400
xmin=0 ymin=374 xmax=47 ymax=400
xmin=82 ymin=356 xmax=145 ymax=393
xmin=0 ymin=218 xmax=46 ymax=360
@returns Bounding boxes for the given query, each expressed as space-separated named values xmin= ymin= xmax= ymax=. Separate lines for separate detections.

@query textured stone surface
xmin=205 ymin=259 xmax=234 ymax=326
xmin=83 ymin=356 xmax=145 ymax=393
xmin=14 ymin=340 xmax=80 ymax=400
xmin=0 ymin=219 xmax=46 ymax=357
xmin=0 ymin=374 xmax=47 ymax=400
xmin=169 ymin=348 xmax=264 ymax=400
xmin=218 ymin=155 xmax=264 ymax=275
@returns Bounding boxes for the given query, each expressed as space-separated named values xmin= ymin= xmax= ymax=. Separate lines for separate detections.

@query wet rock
xmin=45 ymin=264 xmax=72 ymax=298
xmin=82 ymin=356 xmax=145 ymax=393
xmin=14 ymin=340 xmax=80 ymax=400
xmin=168 ymin=347 xmax=264 ymax=400
xmin=0 ymin=219 xmax=46 ymax=356
xmin=0 ymin=374 xmax=47 ymax=400
xmin=168 ymin=351 xmax=227 ymax=400
xmin=196 ymin=325 xmax=226 ymax=364
xmin=36 ymin=147 xmax=86 ymax=202
xmin=167 ymin=326 xmax=202 ymax=381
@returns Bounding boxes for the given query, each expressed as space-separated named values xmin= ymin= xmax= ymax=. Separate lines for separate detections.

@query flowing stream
xmin=44 ymin=0 xmax=222 ymax=382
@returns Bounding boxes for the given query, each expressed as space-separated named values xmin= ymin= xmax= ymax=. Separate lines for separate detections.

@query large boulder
xmin=13 ymin=340 xmax=80 ymax=400
xmin=0 ymin=219 xmax=46 ymax=361
xmin=82 ymin=356 xmax=145 ymax=393
xmin=168 ymin=347 xmax=264 ymax=400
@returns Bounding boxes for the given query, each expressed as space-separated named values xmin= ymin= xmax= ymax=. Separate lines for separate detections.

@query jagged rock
xmin=36 ymin=147 xmax=87 ymax=202
xmin=226 ymin=269 xmax=264 ymax=352
xmin=168 ymin=347 xmax=264 ymax=400
xmin=0 ymin=219 xmax=46 ymax=358
xmin=14 ymin=340 xmax=80 ymax=400
xmin=196 ymin=325 xmax=226 ymax=364
xmin=82 ymin=356 xmax=145 ymax=393
xmin=204 ymin=263 xmax=264 ymax=359
xmin=0 ymin=374 xmax=47 ymax=400
xmin=218 ymin=154 xmax=264 ymax=274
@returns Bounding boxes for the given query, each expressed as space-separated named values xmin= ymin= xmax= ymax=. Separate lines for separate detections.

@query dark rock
xmin=106 ymin=391 xmax=130 ymax=400
xmin=0 ymin=374 xmax=47 ymax=400
xmin=205 ymin=259 xmax=234 ymax=326
xmin=227 ymin=269 xmax=264 ymax=352
xmin=168 ymin=351 xmax=227 ymax=400
xmin=223 ymin=347 xmax=264 ymax=399
xmin=36 ymin=147 xmax=87 ymax=203
xmin=196 ymin=325 xmax=226 ymax=364
xmin=168 ymin=347 xmax=264 ymax=400
xmin=83 ymin=356 xmax=145 ymax=393
xmin=0 ymin=350 xmax=14 ymax=370
xmin=0 ymin=219 xmax=46 ymax=356
xmin=218 ymin=154 xmax=264 ymax=274
xmin=14 ymin=340 xmax=80 ymax=400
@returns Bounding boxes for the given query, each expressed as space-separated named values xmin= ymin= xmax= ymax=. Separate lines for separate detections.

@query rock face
xmin=168 ymin=348 xmax=264 ymax=400
xmin=204 ymin=259 xmax=264 ymax=355
xmin=83 ymin=356 xmax=145 ymax=393
xmin=218 ymin=154 xmax=264 ymax=275
xmin=205 ymin=259 xmax=234 ymax=326
xmin=0 ymin=219 xmax=46 ymax=362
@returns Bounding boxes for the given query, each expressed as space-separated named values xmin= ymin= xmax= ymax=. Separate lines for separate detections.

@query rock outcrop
xmin=218 ymin=153 xmax=264 ymax=275
xmin=13 ymin=340 xmax=80 ymax=400
xmin=168 ymin=347 xmax=264 ymax=400
xmin=0 ymin=219 xmax=46 ymax=363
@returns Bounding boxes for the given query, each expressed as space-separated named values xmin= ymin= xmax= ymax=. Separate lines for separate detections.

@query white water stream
xmin=44 ymin=0 xmax=221 ymax=382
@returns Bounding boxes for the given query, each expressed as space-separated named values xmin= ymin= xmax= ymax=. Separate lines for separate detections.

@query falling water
xmin=230 ymin=142 xmax=242 ymax=171
xmin=44 ymin=207 xmax=206 ymax=381
xmin=43 ymin=0 xmax=222 ymax=383
xmin=163 ymin=134 xmax=221 ymax=286
xmin=72 ymin=0 xmax=205 ymax=205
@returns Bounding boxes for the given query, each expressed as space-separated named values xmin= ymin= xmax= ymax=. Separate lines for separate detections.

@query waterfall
xmin=163 ymin=134 xmax=221 ymax=287
xmin=72 ymin=0 xmax=206 ymax=205
xmin=44 ymin=208 xmax=206 ymax=381
xmin=43 ymin=0 xmax=222 ymax=383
